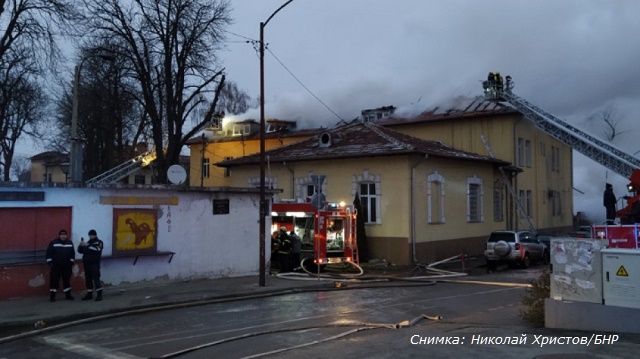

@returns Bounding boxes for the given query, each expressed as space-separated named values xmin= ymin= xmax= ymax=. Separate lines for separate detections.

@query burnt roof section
xmin=377 ymin=96 xmax=517 ymax=126
xmin=216 ymin=122 xmax=509 ymax=167
xmin=186 ymin=123 xmax=325 ymax=144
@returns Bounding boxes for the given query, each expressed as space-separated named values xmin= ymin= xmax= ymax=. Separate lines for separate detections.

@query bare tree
xmin=79 ymin=0 xmax=234 ymax=183
xmin=586 ymin=104 xmax=628 ymax=142
xmin=0 ymin=0 xmax=77 ymax=180
xmin=51 ymin=44 xmax=148 ymax=180
xmin=11 ymin=155 xmax=31 ymax=181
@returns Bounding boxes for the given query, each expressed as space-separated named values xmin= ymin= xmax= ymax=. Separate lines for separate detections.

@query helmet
xmin=280 ymin=227 xmax=287 ymax=232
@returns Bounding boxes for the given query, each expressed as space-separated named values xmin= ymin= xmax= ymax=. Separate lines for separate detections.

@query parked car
xmin=484 ymin=230 xmax=549 ymax=271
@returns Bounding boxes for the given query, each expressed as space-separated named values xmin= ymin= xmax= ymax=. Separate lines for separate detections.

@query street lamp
xmin=70 ymin=54 xmax=116 ymax=184
xmin=259 ymin=0 xmax=295 ymax=286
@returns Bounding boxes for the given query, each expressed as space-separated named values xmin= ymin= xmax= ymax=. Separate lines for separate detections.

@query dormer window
xmin=232 ymin=124 xmax=250 ymax=136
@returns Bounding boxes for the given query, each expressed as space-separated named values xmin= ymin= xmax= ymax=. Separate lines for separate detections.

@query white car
xmin=484 ymin=230 xmax=549 ymax=271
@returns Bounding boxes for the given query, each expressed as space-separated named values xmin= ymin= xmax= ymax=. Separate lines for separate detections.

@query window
xmin=360 ymin=182 xmax=377 ymax=224
xmin=232 ymin=124 xmax=250 ymax=136
xmin=467 ymin=176 xmax=483 ymax=223
xmin=354 ymin=170 xmax=381 ymax=224
xmin=517 ymin=137 xmax=532 ymax=167
xmin=427 ymin=172 xmax=445 ymax=224
xmin=134 ymin=175 xmax=146 ymax=184
xmin=224 ymin=157 xmax=232 ymax=177
xmin=518 ymin=190 xmax=533 ymax=218
xmin=493 ymin=180 xmax=503 ymax=222
xmin=551 ymin=146 xmax=560 ymax=172
xmin=202 ymin=158 xmax=210 ymax=178
xmin=295 ymin=175 xmax=323 ymax=202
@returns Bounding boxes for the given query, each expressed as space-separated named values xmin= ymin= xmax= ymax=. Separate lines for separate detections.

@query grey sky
xmin=221 ymin=0 xmax=640 ymax=221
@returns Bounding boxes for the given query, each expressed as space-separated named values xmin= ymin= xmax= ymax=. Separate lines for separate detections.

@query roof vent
xmin=319 ymin=132 xmax=332 ymax=147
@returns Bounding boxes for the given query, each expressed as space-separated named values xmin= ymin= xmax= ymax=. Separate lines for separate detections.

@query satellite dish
xmin=167 ymin=165 xmax=187 ymax=185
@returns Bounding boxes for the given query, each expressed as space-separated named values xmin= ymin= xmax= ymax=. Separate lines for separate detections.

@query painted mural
xmin=112 ymin=208 xmax=158 ymax=254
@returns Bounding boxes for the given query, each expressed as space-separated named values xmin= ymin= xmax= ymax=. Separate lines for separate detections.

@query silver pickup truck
xmin=484 ymin=230 xmax=549 ymax=271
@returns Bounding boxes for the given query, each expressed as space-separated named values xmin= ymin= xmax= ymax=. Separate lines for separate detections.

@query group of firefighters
xmin=483 ymin=72 xmax=513 ymax=95
xmin=271 ymin=227 xmax=302 ymax=273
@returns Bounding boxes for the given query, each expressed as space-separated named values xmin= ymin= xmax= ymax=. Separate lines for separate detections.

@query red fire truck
xmin=271 ymin=201 xmax=358 ymax=266
xmin=592 ymin=169 xmax=640 ymax=249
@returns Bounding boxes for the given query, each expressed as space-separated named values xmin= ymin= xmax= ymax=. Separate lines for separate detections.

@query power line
xmin=266 ymin=47 xmax=345 ymax=121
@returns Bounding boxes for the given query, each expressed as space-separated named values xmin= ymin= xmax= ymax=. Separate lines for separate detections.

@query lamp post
xmin=70 ymin=54 xmax=115 ymax=184
xmin=259 ymin=0 xmax=295 ymax=286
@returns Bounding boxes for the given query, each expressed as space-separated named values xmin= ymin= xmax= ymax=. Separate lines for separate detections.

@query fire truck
xmin=271 ymin=201 xmax=358 ymax=267
xmin=592 ymin=169 xmax=640 ymax=249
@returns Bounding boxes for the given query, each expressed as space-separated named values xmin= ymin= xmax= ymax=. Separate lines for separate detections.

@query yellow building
xmin=378 ymin=96 xmax=573 ymax=234
xmin=217 ymin=122 xmax=513 ymax=264
xmin=188 ymin=96 xmax=574 ymax=264
xmin=30 ymin=151 xmax=69 ymax=183
xmin=187 ymin=119 xmax=322 ymax=187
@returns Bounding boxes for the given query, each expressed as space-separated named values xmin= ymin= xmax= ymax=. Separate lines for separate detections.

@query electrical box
xmin=602 ymin=248 xmax=640 ymax=309
xmin=550 ymin=238 xmax=607 ymax=303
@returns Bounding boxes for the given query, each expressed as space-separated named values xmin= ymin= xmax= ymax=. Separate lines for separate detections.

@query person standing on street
xmin=604 ymin=183 xmax=617 ymax=225
xmin=277 ymin=227 xmax=292 ymax=273
xmin=78 ymin=229 xmax=104 ymax=301
xmin=46 ymin=229 xmax=76 ymax=302
xmin=289 ymin=230 xmax=302 ymax=271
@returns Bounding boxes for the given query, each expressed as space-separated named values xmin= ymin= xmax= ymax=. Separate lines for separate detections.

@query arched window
xmin=353 ymin=170 xmax=381 ymax=224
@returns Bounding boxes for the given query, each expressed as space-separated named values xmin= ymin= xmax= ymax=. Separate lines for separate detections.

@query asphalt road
xmin=1 ymin=266 xmax=638 ymax=359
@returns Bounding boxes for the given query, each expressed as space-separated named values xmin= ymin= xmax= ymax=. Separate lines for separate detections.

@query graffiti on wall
xmin=112 ymin=209 xmax=158 ymax=255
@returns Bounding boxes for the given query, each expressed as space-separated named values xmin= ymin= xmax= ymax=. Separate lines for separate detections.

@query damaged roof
xmin=216 ymin=122 xmax=509 ymax=167
xmin=377 ymin=96 xmax=517 ymax=126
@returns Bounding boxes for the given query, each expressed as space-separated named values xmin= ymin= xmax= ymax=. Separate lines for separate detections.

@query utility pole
xmin=259 ymin=0 xmax=295 ymax=286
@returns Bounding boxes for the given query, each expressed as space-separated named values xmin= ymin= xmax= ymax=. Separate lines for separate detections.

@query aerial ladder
xmin=85 ymin=148 xmax=159 ymax=184
xmin=483 ymin=77 xmax=640 ymax=179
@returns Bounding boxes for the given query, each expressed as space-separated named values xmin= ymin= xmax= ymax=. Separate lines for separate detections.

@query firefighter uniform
xmin=277 ymin=228 xmax=292 ymax=272
xmin=78 ymin=229 xmax=104 ymax=301
xmin=46 ymin=229 xmax=76 ymax=302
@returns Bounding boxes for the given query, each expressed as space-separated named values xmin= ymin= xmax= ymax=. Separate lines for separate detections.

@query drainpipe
xmin=411 ymin=154 xmax=429 ymax=264
xmin=283 ymin=162 xmax=294 ymax=198
xmin=512 ymin=118 xmax=522 ymax=231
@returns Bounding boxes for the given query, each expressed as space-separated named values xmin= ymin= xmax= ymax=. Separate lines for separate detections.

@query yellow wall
xmin=223 ymin=153 xmax=505 ymax=264
xmin=388 ymin=114 xmax=573 ymax=233
xmin=189 ymin=135 xmax=309 ymax=187
xmin=30 ymin=160 xmax=68 ymax=183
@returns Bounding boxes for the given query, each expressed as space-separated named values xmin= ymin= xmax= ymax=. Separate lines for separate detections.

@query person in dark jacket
xmin=289 ymin=230 xmax=302 ymax=271
xmin=78 ymin=229 xmax=104 ymax=301
xmin=603 ymin=183 xmax=617 ymax=225
xmin=277 ymin=227 xmax=292 ymax=273
xmin=46 ymin=229 xmax=76 ymax=302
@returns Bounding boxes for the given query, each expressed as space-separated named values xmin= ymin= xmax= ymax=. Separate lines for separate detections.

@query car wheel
xmin=493 ymin=240 xmax=511 ymax=257
xmin=521 ymin=253 xmax=531 ymax=268
xmin=486 ymin=260 xmax=497 ymax=272
xmin=542 ymin=250 xmax=550 ymax=265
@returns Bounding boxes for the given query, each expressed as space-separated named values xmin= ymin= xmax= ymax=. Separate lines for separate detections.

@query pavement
xmin=0 ymin=257 xmax=481 ymax=339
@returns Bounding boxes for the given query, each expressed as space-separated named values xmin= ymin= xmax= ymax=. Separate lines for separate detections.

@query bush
xmin=520 ymin=268 xmax=550 ymax=327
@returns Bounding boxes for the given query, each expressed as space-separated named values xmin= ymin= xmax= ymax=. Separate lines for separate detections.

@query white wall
xmin=0 ymin=185 xmax=271 ymax=286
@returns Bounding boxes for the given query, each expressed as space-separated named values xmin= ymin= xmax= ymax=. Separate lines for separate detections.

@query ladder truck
xmin=483 ymin=74 xmax=640 ymax=249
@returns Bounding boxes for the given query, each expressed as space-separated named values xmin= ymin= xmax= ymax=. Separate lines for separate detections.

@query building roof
xmin=216 ymin=122 xmax=509 ymax=167
xmin=186 ymin=127 xmax=325 ymax=145
xmin=377 ymin=96 xmax=517 ymax=126
xmin=30 ymin=151 xmax=68 ymax=163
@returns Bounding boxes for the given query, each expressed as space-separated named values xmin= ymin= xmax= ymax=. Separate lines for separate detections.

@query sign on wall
xmin=112 ymin=208 xmax=158 ymax=255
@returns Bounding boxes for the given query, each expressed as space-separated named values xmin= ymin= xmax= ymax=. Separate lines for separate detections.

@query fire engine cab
xmin=271 ymin=201 xmax=358 ymax=267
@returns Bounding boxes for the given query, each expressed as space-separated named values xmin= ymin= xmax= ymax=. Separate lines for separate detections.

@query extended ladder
xmin=86 ymin=149 xmax=158 ymax=184
xmin=487 ymin=89 xmax=640 ymax=178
